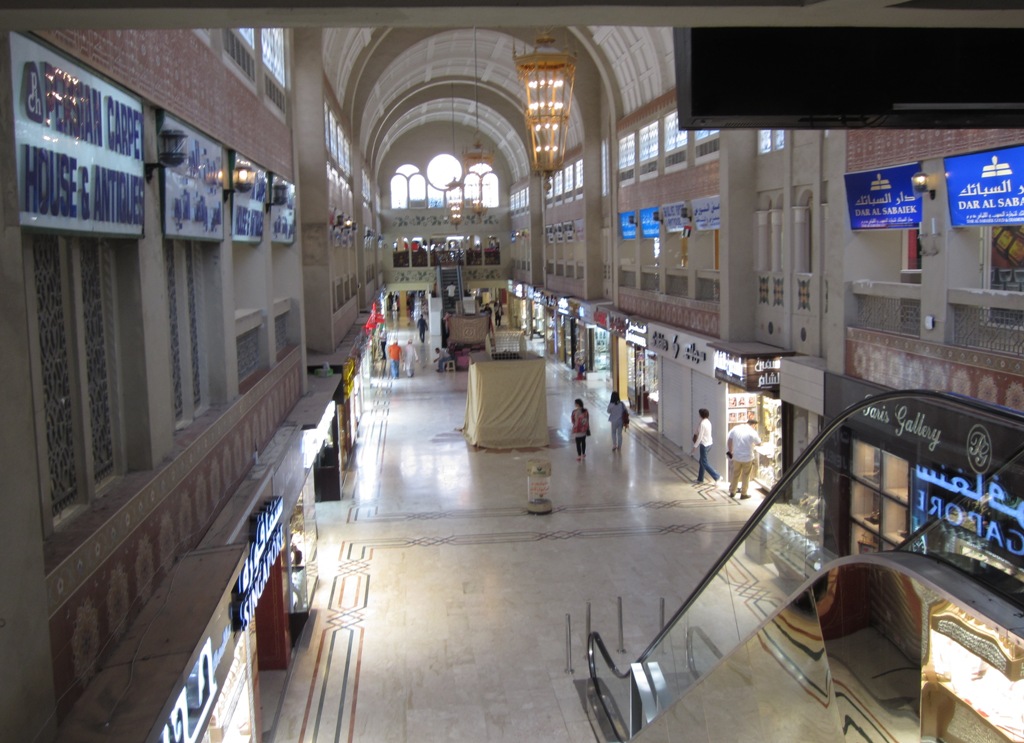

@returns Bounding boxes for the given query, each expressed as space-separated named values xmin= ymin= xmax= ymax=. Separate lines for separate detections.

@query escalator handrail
xmin=587 ymin=389 xmax=1024 ymax=682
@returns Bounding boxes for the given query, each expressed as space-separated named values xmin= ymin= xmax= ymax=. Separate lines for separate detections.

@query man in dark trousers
xmin=417 ymin=314 xmax=427 ymax=342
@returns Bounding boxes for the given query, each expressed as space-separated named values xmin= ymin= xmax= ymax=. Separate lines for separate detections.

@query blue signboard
xmin=844 ymin=163 xmax=922 ymax=230
xmin=640 ymin=206 xmax=659 ymax=239
xmin=619 ymin=211 xmax=636 ymax=240
xmin=945 ymin=145 xmax=1024 ymax=226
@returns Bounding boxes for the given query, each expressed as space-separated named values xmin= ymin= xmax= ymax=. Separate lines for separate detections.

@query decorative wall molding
xmin=618 ymin=288 xmax=720 ymax=338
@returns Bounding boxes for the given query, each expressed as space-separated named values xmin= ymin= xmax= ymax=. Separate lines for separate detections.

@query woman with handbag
xmin=571 ymin=398 xmax=590 ymax=461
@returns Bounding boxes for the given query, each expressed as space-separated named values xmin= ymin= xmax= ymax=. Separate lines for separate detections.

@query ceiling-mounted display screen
xmin=675 ymin=27 xmax=1024 ymax=129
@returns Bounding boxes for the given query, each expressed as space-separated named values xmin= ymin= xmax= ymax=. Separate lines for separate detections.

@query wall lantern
xmin=232 ymin=157 xmax=255 ymax=194
xmin=912 ymin=170 xmax=936 ymax=200
xmin=144 ymin=128 xmax=188 ymax=181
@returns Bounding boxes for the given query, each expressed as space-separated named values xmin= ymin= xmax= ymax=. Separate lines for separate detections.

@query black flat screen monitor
xmin=674 ymin=27 xmax=1024 ymax=129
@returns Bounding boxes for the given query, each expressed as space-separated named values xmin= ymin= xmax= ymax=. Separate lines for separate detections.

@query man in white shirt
xmin=726 ymin=415 xmax=762 ymax=499
xmin=691 ymin=408 xmax=722 ymax=485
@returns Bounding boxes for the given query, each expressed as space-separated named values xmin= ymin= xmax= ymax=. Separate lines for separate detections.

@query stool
xmin=443 ymin=360 xmax=456 ymax=372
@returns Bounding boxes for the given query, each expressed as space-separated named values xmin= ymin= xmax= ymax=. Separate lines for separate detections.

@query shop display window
xmin=849 ymin=437 xmax=909 ymax=550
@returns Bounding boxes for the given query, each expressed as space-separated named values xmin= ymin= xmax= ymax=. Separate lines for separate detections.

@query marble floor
xmin=264 ymin=320 xmax=759 ymax=742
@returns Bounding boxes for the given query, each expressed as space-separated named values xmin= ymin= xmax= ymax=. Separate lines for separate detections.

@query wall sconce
xmin=653 ymin=210 xmax=661 ymax=222
xmin=680 ymin=204 xmax=690 ymax=220
xmin=144 ymin=128 xmax=188 ymax=182
xmin=628 ymin=214 xmax=637 ymax=225
xmin=233 ymin=159 xmax=255 ymax=194
xmin=912 ymin=170 xmax=936 ymax=200
xmin=271 ymin=179 xmax=290 ymax=206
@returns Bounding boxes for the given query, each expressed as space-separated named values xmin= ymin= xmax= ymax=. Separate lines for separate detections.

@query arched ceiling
xmin=323 ymin=25 xmax=675 ymax=188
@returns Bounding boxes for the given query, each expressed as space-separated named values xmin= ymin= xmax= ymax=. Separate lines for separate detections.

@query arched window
xmin=408 ymin=174 xmax=426 ymax=206
xmin=390 ymin=175 xmax=408 ymax=209
xmin=481 ymin=172 xmax=499 ymax=208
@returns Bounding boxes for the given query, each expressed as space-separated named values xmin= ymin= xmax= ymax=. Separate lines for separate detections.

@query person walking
xmin=571 ymin=398 xmax=590 ymax=461
xmin=417 ymin=314 xmax=427 ymax=342
xmin=494 ymin=303 xmax=502 ymax=327
xmin=606 ymin=391 xmax=628 ymax=451
xmin=691 ymin=408 xmax=722 ymax=485
xmin=726 ymin=414 xmax=762 ymax=499
xmin=402 ymin=339 xmax=419 ymax=377
xmin=387 ymin=338 xmax=402 ymax=379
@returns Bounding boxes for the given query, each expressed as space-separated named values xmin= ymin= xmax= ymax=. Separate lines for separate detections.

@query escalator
xmin=587 ymin=390 xmax=1024 ymax=742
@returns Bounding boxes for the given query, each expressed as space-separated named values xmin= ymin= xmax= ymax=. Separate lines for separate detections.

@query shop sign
xmin=691 ymin=195 xmax=720 ymax=231
xmin=160 ymin=114 xmax=224 ymax=241
xmin=714 ymin=351 xmax=781 ymax=391
xmin=230 ymin=154 xmax=267 ymax=244
xmin=640 ymin=206 xmax=660 ymax=239
xmin=557 ymin=297 xmax=571 ymax=315
xmin=625 ymin=319 xmax=648 ymax=347
xmin=594 ymin=310 xmax=609 ymax=329
xmin=913 ymin=462 xmax=1024 ymax=558
xmin=619 ymin=210 xmax=637 ymax=240
xmin=661 ymin=201 xmax=690 ymax=233
xmin=11 ymin=33 xmax=145 ymax=236
xmin=649 ymin=330 xmax=677 ymax=358
xmin=607 ymin=313 xmax=628 ymax=337
xmin=684 ymin=342 xmax=707 ymax=366
xmin=269 ymin=176 xmax=295 ymax=244
xmin=844 ymin=163 xmax=922 ymax=230
xmin=156 ymin=634 xmax=223 ymax=743
xmin=231 ymin=496 xmax=284 ymax=631
xmin=945 ymin=144 xmax=1024 ymax=226
xmin=514 ymin=283 xmax=525 ymax=298
xmin=302 ymin=402 xmax=336 ymax=468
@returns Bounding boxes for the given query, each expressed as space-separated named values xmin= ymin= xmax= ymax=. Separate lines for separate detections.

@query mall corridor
xmin=262 ymin=321 xmax=758 ymax=742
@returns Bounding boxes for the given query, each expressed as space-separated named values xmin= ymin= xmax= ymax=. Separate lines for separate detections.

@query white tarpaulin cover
xmin=462 ymin=354 xmax=548 ymax=448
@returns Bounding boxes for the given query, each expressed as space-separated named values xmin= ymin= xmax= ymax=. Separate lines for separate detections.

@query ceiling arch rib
xmin=349 ymin=28 xmax=584 ymax=186
xmin=377 ymin=97 xmax=530 ymax=183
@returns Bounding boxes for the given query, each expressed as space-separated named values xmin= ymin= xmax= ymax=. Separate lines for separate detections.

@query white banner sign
xmin=11 ymin=34 xmax=145 ymax=235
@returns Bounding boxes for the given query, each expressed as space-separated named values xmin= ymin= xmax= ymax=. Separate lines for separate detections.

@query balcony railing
xmin=950 ymin=288 xmax=1024 ymax=356
xmin=640 ymin=265 xmax=660 ymax=292
xmin=695 ymin=270 xmax=720 ymax=302
xmin=851 ymin=281 xmax=921 ymax=337
xmin=619 ymin=266 xmax=637 ymax=289
xmin=666 ymin=269 xmax=688 ymax=298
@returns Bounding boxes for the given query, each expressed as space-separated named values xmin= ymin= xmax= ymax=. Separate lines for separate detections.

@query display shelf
xmin=881 ymin=451 xmax=910 ymax=503
xmin=852 ymin=522 xmax=880 ymax=554
xmin=851 ymin=439 xmax=881 ymax=488
xmin=848 ymin=438 xmax=910 ymax=552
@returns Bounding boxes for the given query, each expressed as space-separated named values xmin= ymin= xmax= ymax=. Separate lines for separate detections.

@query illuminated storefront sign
xmin=11 ymin=33 xmax=145 ymax=235
xmin=914 ymin=464 xmax=1024 ymax=556
xmin=156 ymin=636 xmax=219 ymax=743
xmin=844 ymin=163 xmax=922 ymax=230
xmin=625 ymin=320 xmax=648 ymax=347
xmin=713 ymin=351 xmax=782 ymax=391
xmin=557 ymin=298 xmax=571 ymax=315
xmin=231 ymin=496 xmax=284 ymax=630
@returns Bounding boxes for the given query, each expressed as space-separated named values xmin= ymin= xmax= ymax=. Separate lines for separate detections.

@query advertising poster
xmin=946 ymin=145 xmax=1024 ymax=227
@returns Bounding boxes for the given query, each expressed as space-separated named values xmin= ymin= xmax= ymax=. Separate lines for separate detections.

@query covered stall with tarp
xmin=462 ymin=352 xmax=548 ymax=448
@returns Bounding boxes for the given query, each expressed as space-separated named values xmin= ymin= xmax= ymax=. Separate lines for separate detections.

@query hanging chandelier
xmin=514 ymin=32 xmax=576 ymax=181
xmin=463 ymin=28 xmax=492 ymax=217
xmin=446 ymin=86 xmax=464 ymax=227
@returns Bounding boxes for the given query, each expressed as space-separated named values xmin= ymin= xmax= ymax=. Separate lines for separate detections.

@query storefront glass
xmin=206 ymin=630 xmax=255 ymax=743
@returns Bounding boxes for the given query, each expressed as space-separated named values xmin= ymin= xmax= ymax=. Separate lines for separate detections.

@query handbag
xmin=622 ymin=406 xmax=630 ymax=428
xmin=586 ymin=426 xmax=591 ymax=437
